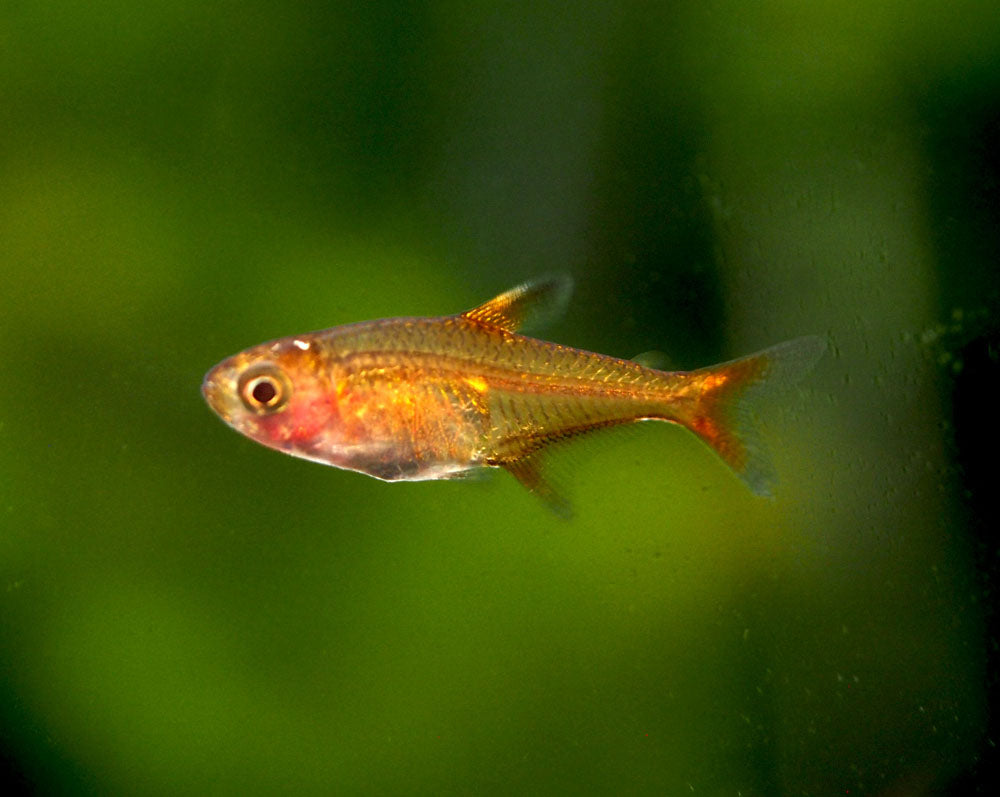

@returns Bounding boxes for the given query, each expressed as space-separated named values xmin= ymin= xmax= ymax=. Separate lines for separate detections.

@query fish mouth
xmin=201 ymin=365 xmax=234 ymax=422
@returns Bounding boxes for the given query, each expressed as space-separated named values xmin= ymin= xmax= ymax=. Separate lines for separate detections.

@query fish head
xmin=202 ymin=336 xmax=338 ymax=460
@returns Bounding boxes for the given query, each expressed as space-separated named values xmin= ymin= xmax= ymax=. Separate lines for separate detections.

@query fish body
xmin=202 ymin=278 xmax=824 ymax=512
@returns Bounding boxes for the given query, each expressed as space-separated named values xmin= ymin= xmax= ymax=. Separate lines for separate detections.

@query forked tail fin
xmin=679 ymin=335 xmax=826 ymax=496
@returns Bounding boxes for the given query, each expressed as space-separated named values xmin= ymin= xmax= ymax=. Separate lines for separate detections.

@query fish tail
xmin=675 ymin=335 xmax=826 ymax=496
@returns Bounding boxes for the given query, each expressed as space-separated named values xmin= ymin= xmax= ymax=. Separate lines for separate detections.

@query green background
xmin=3 ymin=1 xmax=998 ymax=793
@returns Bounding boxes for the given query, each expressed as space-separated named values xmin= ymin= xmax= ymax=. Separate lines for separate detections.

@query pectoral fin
xmin=502 ymin=452 xmax=572 ymax=519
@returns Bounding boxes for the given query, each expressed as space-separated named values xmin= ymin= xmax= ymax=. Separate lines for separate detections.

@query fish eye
xmin=251 ymin=379 xmax=277 ymax=404
xmin=238 ymin=365 xmax=290 ymax=414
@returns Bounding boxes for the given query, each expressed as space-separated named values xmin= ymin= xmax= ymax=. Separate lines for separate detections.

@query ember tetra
xmin=202 ymin=277 xmax=824 ymax=513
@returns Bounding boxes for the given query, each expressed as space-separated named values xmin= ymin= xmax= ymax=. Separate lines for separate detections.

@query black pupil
xmin=251 ymin=379 xmax=278 ymax=405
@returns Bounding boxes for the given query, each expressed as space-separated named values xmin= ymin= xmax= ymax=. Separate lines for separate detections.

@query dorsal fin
xmin=461 ymin=276 xmax=573 ymax=333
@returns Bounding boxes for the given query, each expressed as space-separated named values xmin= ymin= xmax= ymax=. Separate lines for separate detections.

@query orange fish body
xmin=202 ymin=278 xmax=824 ymax=512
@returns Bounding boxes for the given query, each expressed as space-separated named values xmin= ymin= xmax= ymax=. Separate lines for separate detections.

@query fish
xmin=202 ymin=276 xmax=825 ymax=514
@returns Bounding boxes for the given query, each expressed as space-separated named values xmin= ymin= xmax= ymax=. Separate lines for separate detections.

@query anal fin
xmin=502 ymin=453 xmax=572 ymax=519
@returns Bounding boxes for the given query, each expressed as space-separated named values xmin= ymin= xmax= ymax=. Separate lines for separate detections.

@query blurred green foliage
xmin=3 ymin=1 xmax=999 ymax=793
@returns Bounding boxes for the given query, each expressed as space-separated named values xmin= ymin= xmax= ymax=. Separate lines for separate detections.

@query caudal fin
xmin=679 ymin=335 xmax=826 ymax=496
